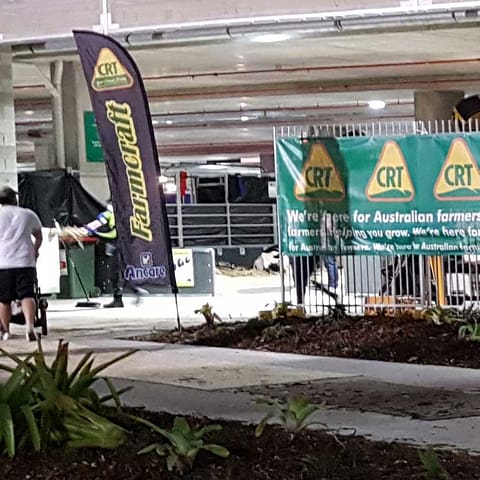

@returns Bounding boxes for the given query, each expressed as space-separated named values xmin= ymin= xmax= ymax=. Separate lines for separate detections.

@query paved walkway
xmin=2 ymin=273 xmax=480 ymax=453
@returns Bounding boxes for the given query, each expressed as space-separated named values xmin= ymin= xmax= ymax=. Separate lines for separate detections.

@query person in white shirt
xmin=0 ymin=187 xmax=43 ymax=341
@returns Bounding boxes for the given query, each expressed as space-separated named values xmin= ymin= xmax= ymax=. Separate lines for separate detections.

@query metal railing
xmin=166 ymin=203 xmax=277 ymax=248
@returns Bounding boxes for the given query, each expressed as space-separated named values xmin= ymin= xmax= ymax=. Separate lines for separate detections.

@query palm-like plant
xmin=136 ymin=416 xmax=229 ymax=473
xmin=255 ymin=396 xmax=321 ymax=438
xmin=0 ymin=339 xmax=134 ymax=454
xmin=0 ymin=363 xmax=40 ymax=457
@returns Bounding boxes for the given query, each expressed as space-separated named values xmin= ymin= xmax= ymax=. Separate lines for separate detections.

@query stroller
xmin=10 ymin=282 xmax=48 ymax=336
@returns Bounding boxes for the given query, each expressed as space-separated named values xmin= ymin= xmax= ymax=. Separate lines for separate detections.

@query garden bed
xmin=2 ymin=409 xmax=480 ymax=479
xmin=136 ymin=314 xmax=480 ymax=369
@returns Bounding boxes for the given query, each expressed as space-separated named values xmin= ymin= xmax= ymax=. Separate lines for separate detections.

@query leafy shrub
xmin=0 ymin=363 xmax=40 ymax=457
xmin=422 ymin=306 xmax=462 ymax=326
xmin=255 ymin=396 xmax=321 ymax=438
xmin=135 ymin=416 xmax=229 ymax=473
xmin=195 ymin=303 xmax=222 ymax=328
xmin=0 ymin=339 xmax=134 ymax=455
xmin=419 ymin=447 xmax=450 ymax=479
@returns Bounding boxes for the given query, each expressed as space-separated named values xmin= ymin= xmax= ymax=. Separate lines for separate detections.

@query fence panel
xmin=275 ymin=120 xmax=480 ymax=315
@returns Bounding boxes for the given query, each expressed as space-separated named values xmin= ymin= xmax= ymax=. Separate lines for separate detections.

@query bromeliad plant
xmin=0 ymin=339 xmax=135 ymax=455
xmin=135 ymin=416 xmax=230 ymax=473
xmin=255 ymin=396 xmax=321 ymax=438
xmin=422 ymin=306 xmax=462 ymax=326
xmin=0 ymin=362 xmax=40 ymax=457
xmin=418 ymin=447 xmax=450 ymax=479
xmin=195 ymin=303 xmax=222 ymax=328
xmin=458 ymin=318 xmax=480 ymax=341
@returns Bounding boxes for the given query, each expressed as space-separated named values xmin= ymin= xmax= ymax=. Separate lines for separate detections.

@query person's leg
xmin=324 ymin=256 xmax=338 ymax=289
xmin=0 ymin=269 xmax=14 ymax=339
xmin=104 ymin=244 xmax=124 ymax=308
xmin=20 ymin=297 xmax=36 ymax=338
xmin=290 ymin=256 xmax=314 ymax=305
xmin=0 ymin=302 xmax=12 ymax=339
xmin=15 ymin=267 xmax=38 ymax=341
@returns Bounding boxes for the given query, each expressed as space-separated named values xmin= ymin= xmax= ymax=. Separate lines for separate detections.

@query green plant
xmin=195 ymin=303 xmax=222 ymax=327
xmin=422 ymin=306 xmax=461 ymax=326
xmin=135 ymin=416 xmax=229 ymax=473
xmin=418 ymin=447 xmax=450 ymax=479
xmin=0 ymin=339 xmax=133 ymax=452
xmin=458 ymin=318 xmax=480 ymax=341
xmin=1 ymin=339 xmax=134 ymax=410
xmin=0 ymin=362 xmax=40 ymax=457
xmin=255 ymin=396 xmax=321 ymax=438
xmin=261 ymin=323 xmax=294 ymax=341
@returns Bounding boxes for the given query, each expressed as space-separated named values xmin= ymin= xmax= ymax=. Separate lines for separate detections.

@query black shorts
xmin=0 ymin=268 xmax=36 ymax=303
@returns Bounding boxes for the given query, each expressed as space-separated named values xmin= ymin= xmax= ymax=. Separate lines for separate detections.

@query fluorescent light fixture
xmin=166 ymin=119 xmax=173 ymax=125
xmin=24 ymin=110 xmax=34 ymax=115
xmin=152 ymin=119 xmax=159 ymax=125
xmin=368 ymin=100 xmax=386 ymax=110
xmin=250 ymin=32 xmax=292 ymax=43
xmin=240 ymin=115 xmax=249 ymax=122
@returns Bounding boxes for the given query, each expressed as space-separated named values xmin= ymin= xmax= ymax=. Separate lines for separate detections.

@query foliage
xmin=272 ymin=302 xmax=305 ymax=320
xmin=261 ymin=323 xmax=294 ymax=341
xmin=195 ymin=303 xmax=222 ymax=328
xmin=458 ymin=318 xmax=480 ymax=341
xmin=2 ymin=339 xmax=135 ymax=410
xmin=418 ymin=447 xmax=450 ymax=479
xmin=422 ymin=306 xmax=462 ymax=326
xmin=135 ymin=416 xmax=229 ymax=473
xmin=0 ymin=339 xmax=134 ymax=456
xmin=0 ymin=362 xmax=40 ymax=457
xmin=255 ymin=396 xmax=320 ymax=438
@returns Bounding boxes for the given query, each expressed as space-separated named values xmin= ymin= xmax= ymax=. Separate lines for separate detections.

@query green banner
xmin=84 ymin=111 xmax=104 ymax=162
xmin=277 ymin=134 xmax=480 ymax=255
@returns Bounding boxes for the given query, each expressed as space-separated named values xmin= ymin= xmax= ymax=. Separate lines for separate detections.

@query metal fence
xmin=275 ymin=121 xmax=480 ymax=315
xmin=167 ymin=203 xmax=277 ymax=248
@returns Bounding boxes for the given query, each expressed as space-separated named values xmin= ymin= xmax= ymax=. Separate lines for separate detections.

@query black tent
xmin=18 ymin=169 xmax=105 ymax=227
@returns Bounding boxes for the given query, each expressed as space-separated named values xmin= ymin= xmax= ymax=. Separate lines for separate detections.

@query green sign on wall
xmin=84 ymin=111 xmax=104 ymax=162
xmin=277 ymin=134 xmax=480 ymax=255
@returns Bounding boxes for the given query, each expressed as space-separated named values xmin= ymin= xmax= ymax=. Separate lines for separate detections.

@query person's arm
xmin=30 ymin=211 xmax=43 ymax=259
xmin=32 ymin=228 xmax=43 ymax=258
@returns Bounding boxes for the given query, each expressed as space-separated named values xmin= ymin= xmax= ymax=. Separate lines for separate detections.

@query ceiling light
xmin=368 ymin=100 xmax=386 ymax=110
xmin=240 ymin=115 xmax=249 ymax=122
xmin=166 ymin=120 xmax=173 ymax=125
xmin=240 ymin=102 xmax=247 ymax=108
xmin=250 ymin=32 xmax=292 ymax=43
xmin=152 ymin=119 xmax=159 ymax=125
xmin=159 ymin=175 xmax=168 ymax=183
xmin=24 ymin=110 xmax=34 ymax=115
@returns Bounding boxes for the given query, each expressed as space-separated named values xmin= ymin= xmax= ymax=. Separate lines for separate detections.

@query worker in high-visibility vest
xmin=85 ymin=202 xmax=124 ymax=308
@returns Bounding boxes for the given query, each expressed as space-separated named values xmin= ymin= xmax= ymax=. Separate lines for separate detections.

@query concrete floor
xmin=2 ymin=273 xmax=480 ymax=453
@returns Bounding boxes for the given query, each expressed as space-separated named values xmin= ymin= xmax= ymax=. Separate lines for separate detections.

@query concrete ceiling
xmin=11 ymin=8 xmax=480 ymax=162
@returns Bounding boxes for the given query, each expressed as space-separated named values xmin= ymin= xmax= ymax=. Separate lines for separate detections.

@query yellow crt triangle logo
xmin=91 ymin=48 xmax=134 ymax=91
xmin=294 ymin=143 xmax=345 ymax=202
xmin=366 ymin=141 xmax=415 ymax=202
xmin=434 ymin=138 xmax=480 ymax=200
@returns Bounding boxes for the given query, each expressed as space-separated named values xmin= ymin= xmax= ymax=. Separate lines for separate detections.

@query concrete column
xmin=62 ymin=61 xmax=79 ymax=169
xmin=414 ymin=90 xmax=464 ymax=126
xmin=0 ymin=47 xmax=17 ymax=189
xmin=34 ymin=138 xmax=55 ymax=171
xmin=75 ymin=62 xmax=109 ymax=201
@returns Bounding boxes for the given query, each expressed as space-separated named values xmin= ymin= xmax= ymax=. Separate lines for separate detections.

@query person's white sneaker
xmin=26 ymin=329 xmax=38 ymax=342
xmin=2 ymin=332 xmax=9 ymax=341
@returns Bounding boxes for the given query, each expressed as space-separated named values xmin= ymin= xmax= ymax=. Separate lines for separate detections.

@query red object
xmin=180 ymin=171 xmax=188 ymax=197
